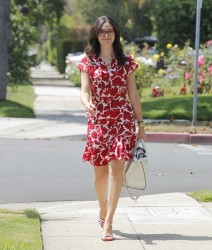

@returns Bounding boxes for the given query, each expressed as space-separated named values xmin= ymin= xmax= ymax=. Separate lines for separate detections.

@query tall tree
xmin=7 ymin=0 xmax=66 ymax=87
xmin=0 ymin=0 xmax=11 ymax=101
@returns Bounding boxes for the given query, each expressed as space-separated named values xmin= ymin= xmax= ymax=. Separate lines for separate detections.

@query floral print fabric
xmin=78 ymin=54 xmax=139 ymax=166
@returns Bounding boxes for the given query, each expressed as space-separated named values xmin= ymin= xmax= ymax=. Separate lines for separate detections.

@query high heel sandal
xmin=98 ymin=218 xmax=105 ymax=228
xmin=101 ymin=233 xmax=114 ymax=241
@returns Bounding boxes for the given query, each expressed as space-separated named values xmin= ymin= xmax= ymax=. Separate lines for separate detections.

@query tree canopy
xmin=8 ymin=0 xmax=66 ymax=85
xmin=152 ymin=0 xmax=212 ymax=48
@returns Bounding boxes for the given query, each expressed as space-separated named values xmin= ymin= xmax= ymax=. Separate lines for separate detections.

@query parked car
xmin=65 ymin=52 xmax=85 ymax=66
xmin=134 ymin=36 xmax=157 ymax=56
xmin=65 ymin=52 xmax=85 ymax=78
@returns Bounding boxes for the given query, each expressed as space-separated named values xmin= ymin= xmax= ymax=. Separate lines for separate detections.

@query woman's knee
xmin=95 ymin=173 xmax=108 ymax=184
xmin=94 ymin=166 xmax=109 ymax=184
xmin=109 ymin=160 xmax=125 ymax=178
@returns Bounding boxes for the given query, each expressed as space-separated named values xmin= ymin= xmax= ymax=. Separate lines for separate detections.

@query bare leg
xmin=103 ymin=159 xmax=125 ymax=235
xmin=93 ymin=165 xmax=109 ymax=220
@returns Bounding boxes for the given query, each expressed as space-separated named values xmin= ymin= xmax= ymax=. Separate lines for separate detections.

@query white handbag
xmin=123 ymin=139 xmax=148 ymax=201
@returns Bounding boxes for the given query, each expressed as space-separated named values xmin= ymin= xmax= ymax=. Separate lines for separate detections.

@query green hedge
xmin=57 ymin=40 xmax=86 ymax=73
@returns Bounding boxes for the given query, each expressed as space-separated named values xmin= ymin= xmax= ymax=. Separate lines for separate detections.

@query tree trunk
xmin=0 ymin=0 xmax=11 ymax=101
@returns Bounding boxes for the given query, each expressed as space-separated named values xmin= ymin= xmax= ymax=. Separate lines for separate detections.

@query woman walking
xmin=78 ymin=16 xmax=147 ymax=241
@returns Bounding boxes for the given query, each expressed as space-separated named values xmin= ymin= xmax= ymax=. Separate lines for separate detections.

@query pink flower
xmin=198 ymin=55 xmax=205 ymax=67
xmin=198 ymin=71 xmax=205 ymax=83
xmin=185 ymin=72 xmax=191 ymax=80
xmin=208 ymin=64 xmax=212 ymax=74
xmin=206 ymin=40 xmax=212 ymax=47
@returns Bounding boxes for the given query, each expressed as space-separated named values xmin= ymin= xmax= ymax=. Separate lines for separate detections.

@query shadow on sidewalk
xmin=36 ymin=111 xmax=87 ymax=124
xmin=113 ymin=230 xmax=212 ymax=244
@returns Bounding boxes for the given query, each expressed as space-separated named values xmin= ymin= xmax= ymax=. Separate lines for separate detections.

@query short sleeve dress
xmin=78 ymin=54 xmax=139 ymax=166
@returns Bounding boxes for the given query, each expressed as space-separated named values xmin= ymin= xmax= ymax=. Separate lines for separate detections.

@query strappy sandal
xmin=98 ymin=218 xmax=105 ymax=228
xmin=99 ymin=200 xmax=107 ymax=228
xmin=101 ymin=233 xmax=114 ymax=241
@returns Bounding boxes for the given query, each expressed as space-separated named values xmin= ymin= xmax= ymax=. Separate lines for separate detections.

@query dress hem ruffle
xmin=82 ymin=153 xmax=133 ymax=167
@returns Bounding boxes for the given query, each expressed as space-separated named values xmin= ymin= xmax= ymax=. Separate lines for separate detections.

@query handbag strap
xmin=123 ymin=161 xmax=146 ymax=202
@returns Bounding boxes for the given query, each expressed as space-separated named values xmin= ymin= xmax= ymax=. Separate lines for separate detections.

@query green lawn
xmin=0 ymin=209 xmax=42 ymax=250
xmin=0 ymin=83 xmax=35 ymax=118
xmin=142 ymin=95 xmax=212 ymax=121
xmin=187 ymin=190 xmax=212 ymax=202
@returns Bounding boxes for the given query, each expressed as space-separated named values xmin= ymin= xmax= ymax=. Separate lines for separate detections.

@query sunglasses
xmin=98 ymin=30 xmax=115 ymax=37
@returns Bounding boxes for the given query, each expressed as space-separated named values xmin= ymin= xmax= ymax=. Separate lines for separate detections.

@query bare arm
xmin=127 ymin=71 xmax=147 ymax=141
xmin=80 ymin=71 xmax=96 ymax=116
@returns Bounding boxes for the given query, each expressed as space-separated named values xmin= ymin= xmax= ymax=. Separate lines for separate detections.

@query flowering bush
xmin=164 ymin=40 xmax=212 ymax=94
xmin=133 ymin=39 xmax=212 ymax=97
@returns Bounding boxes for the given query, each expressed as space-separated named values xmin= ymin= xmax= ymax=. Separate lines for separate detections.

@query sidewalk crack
xmin=125 ymin=211 xmax=146 ymax=250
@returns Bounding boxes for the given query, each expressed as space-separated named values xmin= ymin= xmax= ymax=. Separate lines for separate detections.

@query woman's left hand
xmin=137 ymin=127 xmax=147 ymax=141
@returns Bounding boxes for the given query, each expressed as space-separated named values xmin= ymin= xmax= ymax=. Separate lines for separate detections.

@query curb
xmin=146 ymin=132 xmax=212 ymax=144
xmin=0 ymin=132 xmax=211 ymax=144
xmin=0 ymin=131 xmax=211 ymax=144
xmin=190 ymin=134 xmax=212 ymax=144
xmin=30 ymin=132 xmax=212 ymax=145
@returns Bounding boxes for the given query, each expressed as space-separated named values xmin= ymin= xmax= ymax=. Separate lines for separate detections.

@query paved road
xmin=0 ymin=139 xmax=211 ymax=204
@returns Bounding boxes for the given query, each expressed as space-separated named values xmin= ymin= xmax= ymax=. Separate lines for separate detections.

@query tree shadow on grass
xmin=0 ymin=209 xmax=40 ymax=219
xmin=24 ymin=209 xmax=40 ymax=219
xmin=0 ymin=100 xmax=34 ymax=118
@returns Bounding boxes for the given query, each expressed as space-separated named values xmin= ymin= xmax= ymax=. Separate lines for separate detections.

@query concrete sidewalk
xmin=39 ymin=193 xmax=212 ymax=250
xmin=0 ymin=62 xmax=88 ymax=140
xmin=1 ymin=193 xmax=212 ymax=250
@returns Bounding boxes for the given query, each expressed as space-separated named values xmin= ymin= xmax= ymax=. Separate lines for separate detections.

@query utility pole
xmin=192 ymin=0 xmax=202 ymax=126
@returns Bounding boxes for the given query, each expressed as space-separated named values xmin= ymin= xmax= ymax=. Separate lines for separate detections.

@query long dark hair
xmin=85 ymin=16 xmax=126 ymax=66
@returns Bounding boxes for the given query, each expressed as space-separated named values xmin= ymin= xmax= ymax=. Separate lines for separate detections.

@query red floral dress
xmin=78 ymin=54 xmax=139 ymax=166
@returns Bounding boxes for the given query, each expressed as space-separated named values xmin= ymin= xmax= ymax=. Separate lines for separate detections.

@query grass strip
xmin=0 ymin=83 xmax=35 ymax=118
xmin=0 ymin=209 xmax=42 ymax=250
xmin=187 ymin=190 xmax=212 ymax=202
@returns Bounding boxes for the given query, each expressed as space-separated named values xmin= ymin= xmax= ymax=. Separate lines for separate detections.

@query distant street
xmin=0 ymin=139 xmax=211 ymax=204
